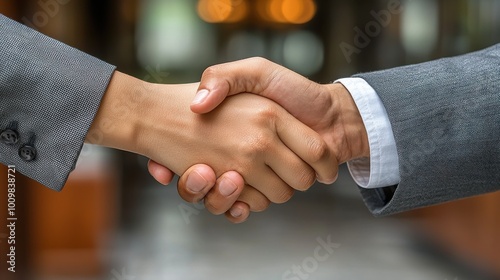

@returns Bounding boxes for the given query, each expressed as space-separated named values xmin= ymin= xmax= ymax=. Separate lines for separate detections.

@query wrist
xmin=132 ymin=83 xmax=198 ymax=160
xmin=130 ymin=82 xmax=202 ymax=176
xmin=324 ymin=83 xmax=369 ymax=163
xmin=86 ymin=71 xmax=145 ymax=154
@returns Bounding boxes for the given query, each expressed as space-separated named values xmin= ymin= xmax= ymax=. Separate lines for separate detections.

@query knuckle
xmin=249 ymin=56 xmax=270 ymax=65
xmin=239 ymin=131 xmax=274 ymax=158
xmin=307 ymin=136 xmax=329 ymax=163
xmin=201 ymin=65 xmax=220 ymax=79
xmin=236 ymin=106 xmax=278 ymax=160
xmin=260 ymin=101 xmax=279 ymax=116
xmin=251 ymin=100 xmax=279 ymax=122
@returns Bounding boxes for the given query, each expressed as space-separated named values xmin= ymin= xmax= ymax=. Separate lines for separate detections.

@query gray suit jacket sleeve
xmin=0 ymin=14 xmax=116 ymax=191
xmin=355 ymin=44 xmax=500 ymax=216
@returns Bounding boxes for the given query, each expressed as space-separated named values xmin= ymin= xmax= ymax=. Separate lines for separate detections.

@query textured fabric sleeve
xmin=335 ymin=78 xmax=400 ymax=189
xmin=0 ymin=14 xmax=116 ymax=191
xmin=354 ymin=44 xmax=500 ymax=216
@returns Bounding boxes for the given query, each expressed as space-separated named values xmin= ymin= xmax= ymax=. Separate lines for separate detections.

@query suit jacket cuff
xmin=0 ymin=14 xmax=116 ymax=191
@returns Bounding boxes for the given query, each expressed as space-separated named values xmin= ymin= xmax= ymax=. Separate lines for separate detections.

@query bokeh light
xmin=197 ymin=0 xmax=248 ymax=23
xmin=401 ymin=0 xmax=438 ymax=58
xmin=281 ymin=0 xmax=316 ymax=24
xmin=258 ymin=0 xmax=316 ymax=24
xmin=283 ymin=30 xmax=323 ymax=75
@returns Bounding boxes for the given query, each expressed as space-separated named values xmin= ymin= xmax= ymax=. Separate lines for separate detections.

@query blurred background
xmin=1 ymin=0 xmax=500 ymax=279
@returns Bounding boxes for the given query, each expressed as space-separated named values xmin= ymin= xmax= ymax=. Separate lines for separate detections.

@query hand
xmin=170 ymin=57 xmax=369 ymax=222
xmin=191 ymin=58 xmax=368 ymax=163
xmin=148 ymin=160 xmax=252 ymax=223
xmin=88 ymin=71 xmax=337 ymax=219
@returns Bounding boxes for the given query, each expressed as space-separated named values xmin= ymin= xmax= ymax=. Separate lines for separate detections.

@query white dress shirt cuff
xmin=335 ymin=78 xmax=400 ymax=189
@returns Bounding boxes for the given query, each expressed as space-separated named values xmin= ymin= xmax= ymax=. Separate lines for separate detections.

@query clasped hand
xmin=145 ymin=58 xmax=369 ymax=223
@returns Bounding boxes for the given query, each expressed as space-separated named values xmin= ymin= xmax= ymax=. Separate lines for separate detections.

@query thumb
xmin=190 ymin=57 xmax=277 ymax=114
xmin=190 ymin=86 xmax=230 ymax=114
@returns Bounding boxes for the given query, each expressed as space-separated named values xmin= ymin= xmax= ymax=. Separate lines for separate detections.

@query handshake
xmin=88 ymin=57 xmax=370 ymax=223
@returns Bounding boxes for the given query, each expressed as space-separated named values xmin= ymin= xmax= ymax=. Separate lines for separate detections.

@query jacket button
xmin=0 ymin=129 xmax=19 ymax=145
xmin=19 ymin=145 xmax=37 ymax=162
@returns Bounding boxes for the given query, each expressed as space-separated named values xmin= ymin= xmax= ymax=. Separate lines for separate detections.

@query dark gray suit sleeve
xmin=0 ymin=14 xmax=116 ymax=191
xmin=355 ymin=44 xmax=500 ymax=216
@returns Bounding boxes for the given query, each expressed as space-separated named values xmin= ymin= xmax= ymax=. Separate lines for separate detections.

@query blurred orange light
xmin=197 ymin=0 xmax=247 ymax=23
xmin=261 ymin=0 xmax=316 ymax=24
xmin=256 ymin=0 xmax=272 ymax=22
xmin=268 ymin=0 xmax=286 ymax=23
xmin=281 ymin=0 xmax=316 ymax=24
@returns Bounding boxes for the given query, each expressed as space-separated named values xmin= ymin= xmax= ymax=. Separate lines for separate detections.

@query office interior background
xmin=1 ymin=0 xmax=500 ymax=279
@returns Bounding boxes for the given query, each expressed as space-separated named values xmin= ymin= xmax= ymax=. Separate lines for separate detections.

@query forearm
xmin=85 ymin=71 xmax=146 ymax=153
xmin=86 ymin=73 xmax=200 ymax=174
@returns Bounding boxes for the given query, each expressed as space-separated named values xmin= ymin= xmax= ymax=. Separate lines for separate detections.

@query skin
xmin=148 ymin=57 xmax=370 ymax=223
xmin=86 ymin=70 xmax=338 ymax=214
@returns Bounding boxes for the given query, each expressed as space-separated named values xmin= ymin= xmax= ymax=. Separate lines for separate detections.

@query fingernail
xmin=163 ymin=177 xmax=173 ymax=186
xmin=186 ymin=171 xmax=208 ymax=193
xmin=230 ymin=207 xmax=243 ymax=218
xmin=317 ymin=173 xmax=338 ymax=185
xmin=192 ymin=89 xmax=209 ymax=105
xmin=219 ymin=178 xmax=237 ymax=197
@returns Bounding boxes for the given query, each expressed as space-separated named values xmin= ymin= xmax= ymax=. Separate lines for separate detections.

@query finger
xmin=191 ymin=57 xmax=277 ymax=114
xmin=147 ymin=159 xmax=175 ymax=185
xmin=203 ymin=171 xmax=245 ymax=215
xmin=244 ymin=165 xmax=295 ymax=204
xmin=275 ymin=112 xmax=339 ymax=185
xmin=235 ymin=185 xmax=271 ymax=212
xmin=265 ymin=139 xmax=316 ymax=191
xmin=225 ymin=201 xmax=251 ymax=224
xmin=177 ymin=164 xmax=217 ymax=204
